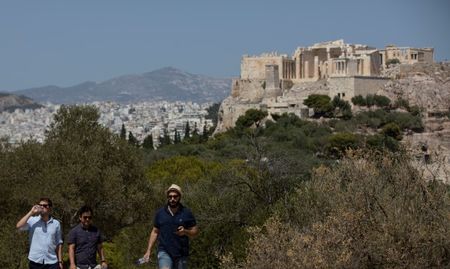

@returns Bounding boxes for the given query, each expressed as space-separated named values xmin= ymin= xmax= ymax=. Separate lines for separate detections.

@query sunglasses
xmin=82 ymin=216 xmax=92 ymax=220
xmin=39 ymin=204 xmax=50 ymax=208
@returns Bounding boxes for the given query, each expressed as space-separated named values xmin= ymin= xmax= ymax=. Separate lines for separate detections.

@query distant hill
xmin=13 ymin=67 xmax=232 ymax=104
xmin=0 ymin=93 xmax=43 ymax=112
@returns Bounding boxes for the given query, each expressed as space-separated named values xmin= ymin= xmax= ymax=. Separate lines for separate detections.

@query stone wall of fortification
xmin=328 ymin=76 xmax=389 ymax=101
xmin=215 ymin=96 xmax=262 ymax=133
xmin=241 ymin=57 xmax=284 ymax=80
xmin=230 ymin=79 xmax=265 ymax=102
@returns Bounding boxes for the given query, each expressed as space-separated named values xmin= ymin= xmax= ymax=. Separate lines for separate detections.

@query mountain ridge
xmin=13 ymin=67 xmax=231 ymax=104
xmin=0 ymin=93 xmax=43 ymax=112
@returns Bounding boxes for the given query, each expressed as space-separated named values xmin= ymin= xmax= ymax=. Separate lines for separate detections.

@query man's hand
xmin=175 ymin=226 xmax=186 ymax=236
xmin=58 ymin=262 xmax=64 ymax=269
xmin=143 ymin=250 xmax=151 ymax=262
xmin=101 ymin=261 xmax=108 ymax=268
xmin=31 ymin=205 xmax=42 ymax=216
xmin=69 ymin=264 xmax=76 ymax=269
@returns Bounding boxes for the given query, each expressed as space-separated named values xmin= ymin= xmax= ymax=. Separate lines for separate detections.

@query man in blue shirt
xmin=16 ymin=198 xmax=64 ymax=269
xmin=67 ymin=205 xmax=107 ymax=269
xmin=143 ymin=184 xmax=199 ymax=269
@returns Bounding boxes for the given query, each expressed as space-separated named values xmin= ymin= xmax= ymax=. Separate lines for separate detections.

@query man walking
xmin=16 ymin=198 xmax=64 ymax=269
xmin=67 ymin=206 xmax=107 ymax=269
xmin=143 ymin=184 xmax=199 ymax=269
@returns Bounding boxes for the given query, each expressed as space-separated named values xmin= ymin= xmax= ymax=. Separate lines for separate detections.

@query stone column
xmin=314 ymin=56 xmax=319 ymax=79
xmin=304 ymin=61 xmax=309 ymax=79
xmin=264 ymin=65 xmax=282 ymax=99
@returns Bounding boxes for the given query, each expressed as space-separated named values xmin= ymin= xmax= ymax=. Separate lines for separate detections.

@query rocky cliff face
xmin=380 ymin=63 xmax=450 ymax=182
xmin=380 ymin=62 xmax=450 ymax=112
xmin=215 ymin=79 xmax=328 ymax=133
xmin=216 ymin=62 xmax=450 ymax=181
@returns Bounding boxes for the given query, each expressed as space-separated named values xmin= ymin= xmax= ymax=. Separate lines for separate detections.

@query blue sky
xmin=1 ymin=0 xmax=449 ymax=91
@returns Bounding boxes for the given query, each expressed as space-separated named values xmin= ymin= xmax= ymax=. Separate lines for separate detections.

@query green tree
xmin=235 ymin=109 xmax=268 ymax=130
xmin=205 ymin=103 xmax=220 ymax=128
xmin=192 ymin=122 xmax=199 ymax=137
xmin=394 ymin=98 xmax=410 ymax=110
xmin=373 ymin=95 xmax=391 ymax=108
xmin=201 ymin=124 xmax=209 ymax=142
xmin=326 ymin=132 xmax=360 ymax=158
xmin=174 ymin=129 xmax=181 ymax=144
xmin=184 ymin=121 xmax=190 ymax=139
xmin=351 ymin=95 xmax=366 ymax=106
xmin=381 ymin=122 xmax=402 ymax=140
xmin=159 ymin=128 xmax=171 ymax=146
xmin=1 ymin=105 xmax=153 ymax=269
xmin=332 ymin=96 xmax=352 ymax=119
xmin=120 ymin=123 xmax=127 ymax=140
xmin=303 ymin=94 xmax=333 ymax=118
xmin=142 ymin=134 xmax=154 ymax=149
xmin=128 ymin=131 xmax=139 ymax=147
xmin=365 ymin=94 xmax=375 ymax=107
xmin=386 ymin=58 xmax=401 ymax=66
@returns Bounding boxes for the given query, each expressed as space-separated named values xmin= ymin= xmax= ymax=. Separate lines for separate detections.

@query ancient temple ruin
xmin=215 ymin=39 xmax=435 ymax=132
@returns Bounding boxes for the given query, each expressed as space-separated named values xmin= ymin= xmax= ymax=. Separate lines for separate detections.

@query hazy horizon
xmin=1 ymin=0 xmax=449 ymax=91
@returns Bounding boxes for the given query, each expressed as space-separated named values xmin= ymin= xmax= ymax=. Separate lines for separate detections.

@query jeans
xmin=157 ymin=251 xmax=188 ymax=269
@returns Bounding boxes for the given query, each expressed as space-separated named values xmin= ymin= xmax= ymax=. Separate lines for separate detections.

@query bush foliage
xmin=0 ymin=104 xmax=438 ymax=269
xmin=225 ymin=152 xmax=450 ymax=268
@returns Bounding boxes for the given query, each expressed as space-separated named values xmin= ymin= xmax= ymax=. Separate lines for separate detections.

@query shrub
xmin=394 ymin=98 xmax=410 ymax=110
xmin=381 ymin=122 xmax=402 ymax=140
xmin=386 ymin=58 xmax=401 ymax=66
xmin=303 ymin=94 xmax=333 ymax=118
xmin=373 ymin=95 xmax=391 ymax=108
xmin=326 ymin=132 xmax=360 ymax=158
xmin=332 ymin=96 xmax=352 ymax=119
xmin=225 ymin=151 xmax=450 ymax=268
xmin=351 ymin=95 xmax=366 ymax=106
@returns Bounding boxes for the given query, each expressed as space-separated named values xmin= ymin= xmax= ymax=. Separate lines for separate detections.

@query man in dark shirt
xmin=143 ymin=184 xmax=199 ymax=269
xmin=67 ymin=206 xmax=107 ymax=269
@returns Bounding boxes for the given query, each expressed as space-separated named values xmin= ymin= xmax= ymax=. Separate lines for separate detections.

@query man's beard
xmin=169 ymin=200 xmax=179 ymax=208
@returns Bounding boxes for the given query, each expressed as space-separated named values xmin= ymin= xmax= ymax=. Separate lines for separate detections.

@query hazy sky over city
xmin=1 ymin=0 xmax=449 ymax=91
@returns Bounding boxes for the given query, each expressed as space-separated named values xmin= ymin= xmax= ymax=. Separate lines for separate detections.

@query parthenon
xmin=215 ymin=39 xmax=435 ymax=132
xmin=240 ymin=39 xmax=434 ymax=82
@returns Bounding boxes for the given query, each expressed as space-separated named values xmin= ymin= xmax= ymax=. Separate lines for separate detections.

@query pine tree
xmin=128 ymin=131 xmax=139 ymax=147
xmin=142 ymin=134 xmax=154 ymax=149
xmin=184 ymin=121 xmax=190 ymax=139
xmin=159 ymin=129 xmax=171 ymax=146
xmin=174 ymin=129 xmax=181 ymax=144
xmin=163 ymin=129 xmax=171 ymax=145
xmin=192 ymin=122 xmax=199 ymax=136
xmin=202 ymin=124 xmax=209 ymax=142
xmin=120 ymin=124 xmax=127 ymax=140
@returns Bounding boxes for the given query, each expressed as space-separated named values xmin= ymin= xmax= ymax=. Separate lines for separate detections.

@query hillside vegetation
xmin=0 ymin=104 xmax=449 ymax=269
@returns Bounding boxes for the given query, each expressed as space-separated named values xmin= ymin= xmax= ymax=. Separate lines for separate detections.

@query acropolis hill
xmin=216 ymin=40 xmax=450 ymax=181
xmin=216 ymin=39 xmax=441 ymax=132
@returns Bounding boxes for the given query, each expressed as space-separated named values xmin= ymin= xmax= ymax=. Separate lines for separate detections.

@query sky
xmin=0 ymin=0 xmax=449 ymax=91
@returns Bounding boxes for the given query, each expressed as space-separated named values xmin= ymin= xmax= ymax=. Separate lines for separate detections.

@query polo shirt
xmin=22 ymin=216 xmax=63 ymax=264
xmin=67 ymin=224 xmax=104 ymax=267
xmin=154 ymin=204 xmax=196 ymax=258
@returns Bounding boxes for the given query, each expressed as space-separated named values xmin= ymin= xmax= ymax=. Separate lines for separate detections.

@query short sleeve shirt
xmin=22 ymin=216 xmax=63 ymax=264
xmin=154 ymin=205 xmax=197 ymax=258
xmin=67 ymin=224 xmax=104 ymax=267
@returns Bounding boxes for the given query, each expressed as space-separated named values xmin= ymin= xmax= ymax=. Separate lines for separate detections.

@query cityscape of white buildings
xmin=0 ymin=101 xmax=214 ymax=146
